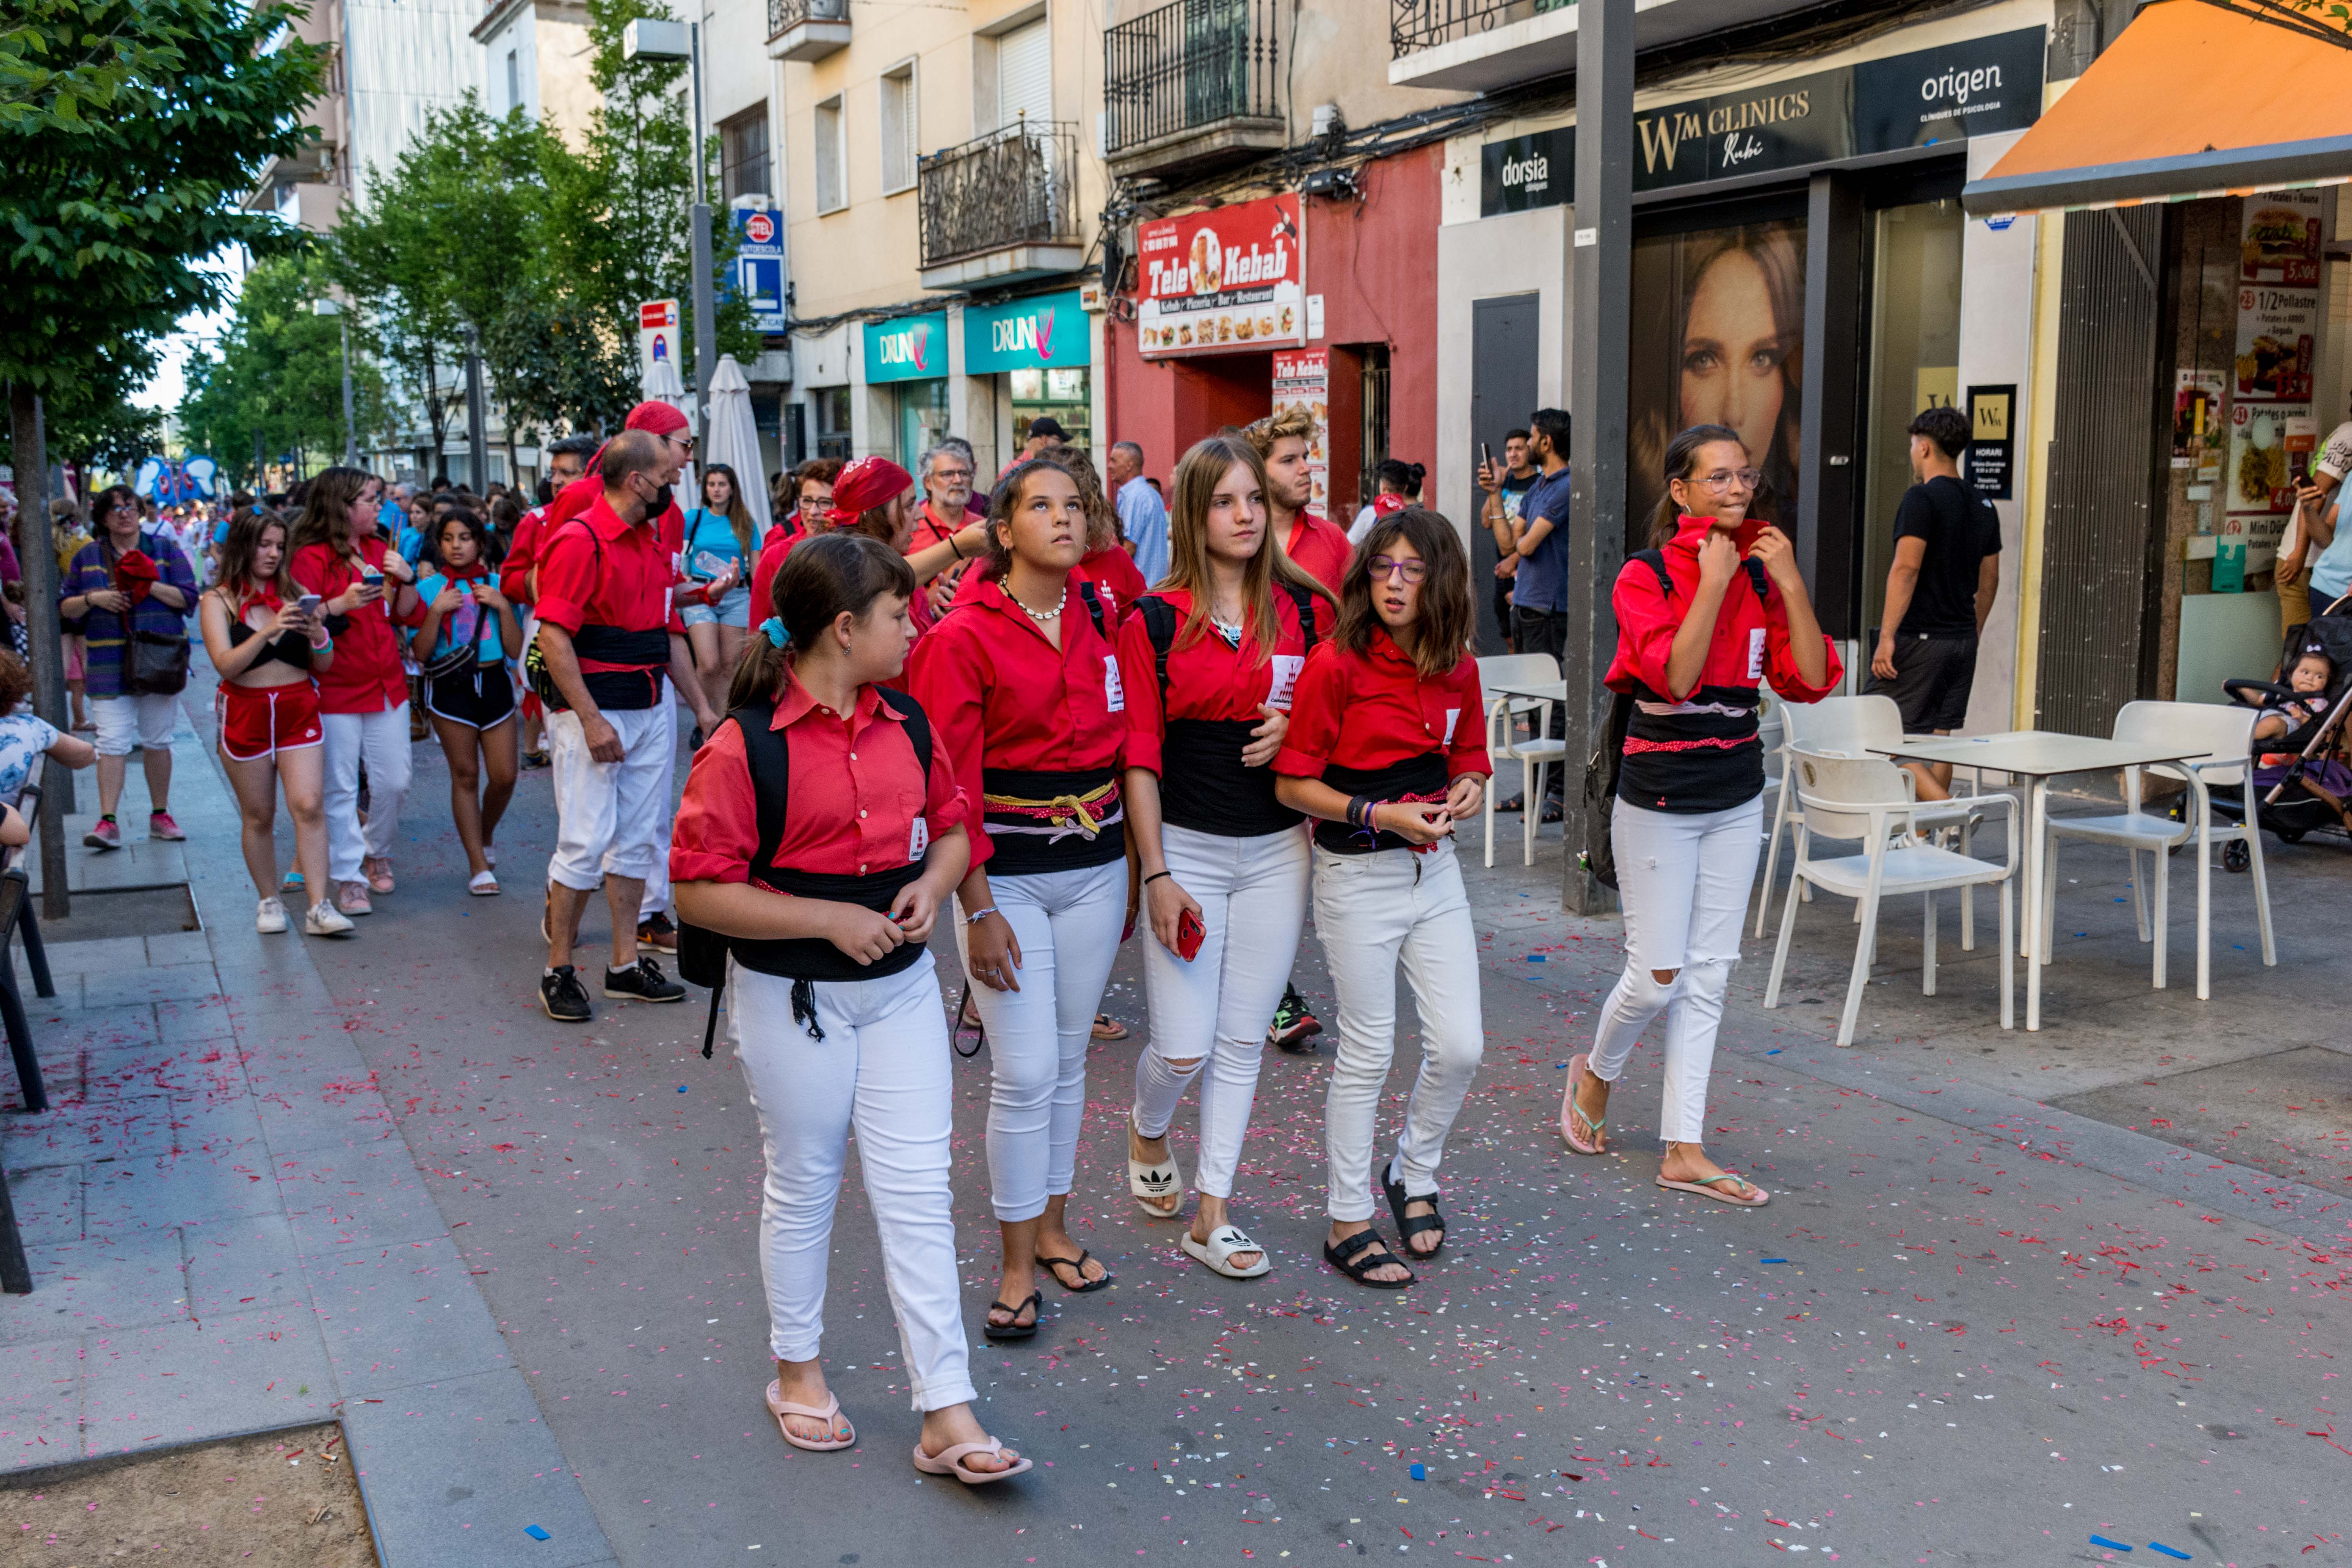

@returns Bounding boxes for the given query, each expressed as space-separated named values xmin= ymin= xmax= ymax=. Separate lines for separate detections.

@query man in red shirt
xmin=910 ymin=444 xmax=976 ymax=617
xmin=508 ymin=433 xmax=597 ymax=768
xmin=531 ymin=431 xmax=701 ymax=1021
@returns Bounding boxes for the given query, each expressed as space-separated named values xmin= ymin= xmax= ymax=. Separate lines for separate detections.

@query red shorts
xmin=221 ymin=682 xmax=324 ymax=762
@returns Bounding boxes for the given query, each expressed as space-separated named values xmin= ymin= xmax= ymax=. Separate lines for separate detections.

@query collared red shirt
xmin=670 ymin=673 xmax=966 ymax=884
xmin=1115 ymin=586 xmax=1316 ymax=777
xmin=950 ymin=542 xmax=1147 ymax=628
xmin=534 ymin=495 xmax=686 ymax=651
xmin=1273 ymin=628 xmax=1490 ymax=783
xmin=499 ymin=505 xmax=551 ymax=606
xmin=1283 ymin=511 xmax=1354 ymax=595
xmin=749 ymin=524 xmax=936 ymax=648
xmin=906 ymin=571 xmax=1127 ymax=871
xmin=290 ymin=535 xmax=421 ymax=715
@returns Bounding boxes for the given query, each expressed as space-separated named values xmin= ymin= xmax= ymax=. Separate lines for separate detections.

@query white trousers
xmin=1588 ymin=795 xmax=1763 ymax=1144
xmin=1314 ymin=838 xmax=1484 ymax=1223
xmin=546 ymin=704 xmax=672 ymax=889
xmin=1132 ymin=825 xmax=1310 ymax=1199
xmin=956 ymin=858 xmax=1126 ymax=1223
xmin=91 ymin=691 xmax=179 ymax=758
xmin=639 ymin=686 xmax=676 ymax=920
xmin=322 ymin=705 xmax=413 ymax=882
xmin=730 ymin=952 xmax=976 ymax=1412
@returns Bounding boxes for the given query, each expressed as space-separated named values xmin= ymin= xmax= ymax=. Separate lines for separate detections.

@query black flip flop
xmin=1323 ymin=1227 xmax=1414 ymax=1290
xmin=1382 ymin=1166 xmax=1446 ymax=1260
xmin=1038 ymin=1250 xmax=1114 ymax=1294
xmin=982 ymin=1292 xmax=1042 ymax=1340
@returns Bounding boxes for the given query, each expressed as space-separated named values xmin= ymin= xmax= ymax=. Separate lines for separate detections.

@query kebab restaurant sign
xmin=1137 ymin=193 xmax=1305 ymax=358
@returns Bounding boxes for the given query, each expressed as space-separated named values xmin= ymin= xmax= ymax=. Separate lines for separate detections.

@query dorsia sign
xmin=1137 ymin=193 xmax=1305 ymax=358
xmin=1480 ymin=128 xmax=1571 ymax=216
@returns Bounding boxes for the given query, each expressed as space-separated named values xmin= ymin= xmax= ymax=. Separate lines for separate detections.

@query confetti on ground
xmin=524 ymin=1524 xmax=552 ymax=1541
xmin=2089 ymin=1535 xmax=2131 ymax=1551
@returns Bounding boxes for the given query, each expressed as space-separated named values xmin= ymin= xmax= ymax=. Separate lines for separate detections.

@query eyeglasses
xmin=931 ymin=468 xmax=973 ymax=484
xmin=667 ymin=434 xmax=696 ymax=454
xmin=1367 ymin=555 xmax=1426 ymax=584
xmin=798 ymin=492 xmax=834 ymax=512
xmin=1690 ymin=467 xmax=1763 ymax=492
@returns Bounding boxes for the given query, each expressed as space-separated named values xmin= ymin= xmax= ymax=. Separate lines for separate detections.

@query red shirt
xmin=500 ymin=505 xmax=550 ymax=606
xmin=951 ymin=543 xmax=1146 ymax=628
xmin=290 ymin=536 xmax=419 ymax=715
xmin=510 ymin=475 xmax=690 ymax=608
xmin=534 ymin=496 xmax=686 ymax=710
xmin=1115 ymin=587 xmax=1316 ymax=777
xmin=1274 ymin=630 xmax=1491 ymax=783
xmin=750 ymin=526 xmax=936 ymax=647
xmin=670 ymin=672 xmax=967 ymax=884
xmin=1282 ymin=512 xmax=1354 ymax=595
xmin=906 ymin=572 xmax=1127 ymax=871
xmin=909 ymin=501 xmax=964 ymax=554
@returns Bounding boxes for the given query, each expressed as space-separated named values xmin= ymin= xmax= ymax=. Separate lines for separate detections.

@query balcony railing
xmin=1105 ymin=0 xmax=1283 ymax=160
xmin=918 ymin=120 xmax=1078 ymax=270
xmin=767 ymin=0 xmax=849 ymax=60
xmin=767 ymin=0 xmax=846 ymax=34
xmin=1390 ymin=0 xmax=1572 ymax=58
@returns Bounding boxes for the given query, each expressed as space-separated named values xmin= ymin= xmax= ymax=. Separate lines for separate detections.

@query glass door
xmin=1860 ymin=198 xmax=1965 ymax=638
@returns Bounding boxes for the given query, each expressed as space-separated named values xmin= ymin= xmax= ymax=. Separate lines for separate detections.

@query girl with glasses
xmin=1272 ymin=508 xmax=1490 ymax=1290
xmin=1561 ymin=423 xmax=1838 ymax=1207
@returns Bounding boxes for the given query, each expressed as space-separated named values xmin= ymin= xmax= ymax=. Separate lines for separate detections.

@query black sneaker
xmin=1268 ymin=982 xmax=1322 ymax=1053
xmin=540 ymin=965 xmax=592 ymax=1023
xmin=636 ymin=911 xmax=679 ymax=953
xmin=604 ymin=955 xmax=686 ymax=1003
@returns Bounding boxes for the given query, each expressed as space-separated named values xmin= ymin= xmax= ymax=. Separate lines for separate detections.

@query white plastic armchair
xmin=1763 ymin=749 xmax=2018 ymax=1049
xmin=1477 ymin=653 xmax=1567 ymax=867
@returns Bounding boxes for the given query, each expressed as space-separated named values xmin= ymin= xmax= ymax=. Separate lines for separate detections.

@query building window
xmin=879 ymin=63 xmax=916 ymax=195
xmin=720 ymin=104 xmax=771 ymax=203
xmin=505 ymin=49 xmax=520 ymax=115
xmin=812 ymin=96 xmax=845 ymax=213
xmin=815 ymin=386 xmax=853 ymax=459
xmin=994 ymin=16 xmax=1051 ymax=131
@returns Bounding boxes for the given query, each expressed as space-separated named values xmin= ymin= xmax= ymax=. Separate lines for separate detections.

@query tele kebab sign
xmin=1137 ymin=193 xmax=1305 ymax=358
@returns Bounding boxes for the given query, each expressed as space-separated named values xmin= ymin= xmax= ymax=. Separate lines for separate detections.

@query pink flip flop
xmin=1560 ymin=1053 xmax=1606 ymax=1156
xmin=765 ymin=1383 xmax=856 ymax=1451
xmin=1654 ymin=1172 xmax=1770 ymax=1207
xmin=912 ymin=1436 xmax=1033 ymax=1485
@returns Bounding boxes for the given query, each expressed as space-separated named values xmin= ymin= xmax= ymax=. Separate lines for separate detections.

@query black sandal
xmin=1038 ymin=1250 xmax=1114 ymax=1293
xmin=1323 ymin=1227 xmax=1414 ymax=1290
xmin=982 ymin=1292 xmax=1042 ymax=1340
xmin=1382 ymin=1166 xmax=1446 ymax=1260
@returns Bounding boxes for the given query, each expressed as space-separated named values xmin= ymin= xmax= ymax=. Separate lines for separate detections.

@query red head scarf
xmin=826 ymin=457 xmax=914 ymax=524
xmin=545 ymin=401 xmax=693 ymax=529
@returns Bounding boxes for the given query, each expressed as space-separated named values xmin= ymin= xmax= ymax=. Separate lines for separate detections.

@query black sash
xmin=1315 ymin=753 xmax=1450 ymax=855
xmin=1161 ymin=719 xmax=1301 ymax=838
xmin=980 ymin=764 xmax=1127 ymax=875
xmin=572 ymin=624 xmax=669 ymax=710
xmin=726 ymin=866 xmax=927 ymax=983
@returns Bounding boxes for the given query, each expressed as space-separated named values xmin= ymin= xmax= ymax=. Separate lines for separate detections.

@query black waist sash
xmin=729 ymin=865 xmax=926 ymax=983
xmin=1160 ymin=719 xmax=1302 ymax=838
xmin=1314 ymin=753 xmax=1450 ymax=855
xmin=572 ymin=624 xmax=669 ymax=711
xmin=980 ymin=764 xmax=1127 ymax=875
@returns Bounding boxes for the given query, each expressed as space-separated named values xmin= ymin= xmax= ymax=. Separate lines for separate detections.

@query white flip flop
xmin=469 ymin=869 xmax=501 ymax=897
xmin=1179 ymin=1223 xmax=1270 ymax=1279
xmin=1129 ymin=1118 xmax=1183 ymax=1218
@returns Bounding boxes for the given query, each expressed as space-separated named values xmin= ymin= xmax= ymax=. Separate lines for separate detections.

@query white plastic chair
xmin=1477 ymin=653 xmax=1568 ymax=867
xmin=1764 ymin=749 xmax=2017 ymax=1048
xmin=2040 ymin=701 xmax=2275 ymax=1001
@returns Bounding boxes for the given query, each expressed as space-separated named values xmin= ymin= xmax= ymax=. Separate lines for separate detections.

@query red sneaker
xmin=82 ymin=817 xmax=121 ymax=851
xmin=148 ymin=810 xmax=186 ymax=842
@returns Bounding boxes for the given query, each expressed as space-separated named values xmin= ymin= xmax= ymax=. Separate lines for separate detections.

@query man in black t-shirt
xmin=1867 ymin=405 xmax=2002 ymax=800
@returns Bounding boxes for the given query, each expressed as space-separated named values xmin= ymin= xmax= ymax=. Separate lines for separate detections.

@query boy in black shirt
xmin=1867 ymin=405 xmax=2002 ymax=800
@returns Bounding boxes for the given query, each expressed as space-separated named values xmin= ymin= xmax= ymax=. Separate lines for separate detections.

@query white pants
xmin=1588 ymin=795 xmax=1763 ymax=1145
xmin=322 ymin=705 xmax=413 ymax=882
xmin=1314 ymin=838 xmax=1484 ymax=1223
xmin=956 ymin=858 xmax=1126 ymax=1223
xmin=730 ymin=952 xmax=976 ymax=1412
xmin=639 ymin=687 xmax=677 ymax=920
xmin=1132 ymin=825 xmax=1309 ymax=1199
xmin=91 ymin=691 xmax=178 ymax=758
xmin=546 ymin=704 xmax=672 ymax=890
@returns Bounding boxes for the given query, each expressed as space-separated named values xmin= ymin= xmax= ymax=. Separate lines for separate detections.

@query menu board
xmin=2221 ymin=190 xmax=2324 ymax=583
xmin=1270 ymin=348 xmax=1330 ymax=515
xmin=1136 ymin=194 xmax=1306 ymax=358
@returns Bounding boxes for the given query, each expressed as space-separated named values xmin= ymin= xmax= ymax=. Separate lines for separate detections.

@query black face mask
xmin=649 ymin=483 xmax=674 ymax=516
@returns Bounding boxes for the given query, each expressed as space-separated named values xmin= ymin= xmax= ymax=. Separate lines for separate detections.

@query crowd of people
xmin=17 ymin=403 xmax=1840 ymax=1488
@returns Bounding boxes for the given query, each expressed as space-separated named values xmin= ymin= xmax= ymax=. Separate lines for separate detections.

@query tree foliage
xmin=176 ymin=251 xmax=391 ymax=485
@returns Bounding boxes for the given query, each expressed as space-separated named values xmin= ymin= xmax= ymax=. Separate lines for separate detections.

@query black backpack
xmin=1579 ymin=550 xmax=1676 ymax=892
xmin=1134 ymin=581 xmax=1321 ymax=701
xmin=679 ymin=686 xmax=935 ymax=1058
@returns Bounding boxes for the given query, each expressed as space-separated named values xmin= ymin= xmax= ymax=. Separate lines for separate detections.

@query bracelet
xmin=947 ymin=535 xmax=962 ymax=561
xmin=964 ymin=906 xmax=998 ymax=926
xmin=1142 ymin=870 xmax=1171 ymax=887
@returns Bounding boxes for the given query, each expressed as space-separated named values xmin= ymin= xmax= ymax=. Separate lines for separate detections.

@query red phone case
xmin=1176 ymin=908 xmax=1205 ymax=962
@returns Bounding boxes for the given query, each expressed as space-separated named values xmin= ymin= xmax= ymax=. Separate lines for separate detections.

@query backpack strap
xmin=1284 ymin=581 xmax=1321 ymax=653
xmin=696 ymin=698 xmax=787 ymax=1058
xmin=1136 ymin=593 xmax=1179 ymax=706
xmin=1077 ymin=579 xmax=1108 ymax=641
xmin=1632 ymin=548 xmax=1675 ymax=599
xmin=874 ymin=686 xmax=935 ymax=780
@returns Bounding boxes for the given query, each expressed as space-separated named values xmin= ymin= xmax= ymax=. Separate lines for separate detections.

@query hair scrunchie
xmin=759 ymin=616 xmax=789 ymax=650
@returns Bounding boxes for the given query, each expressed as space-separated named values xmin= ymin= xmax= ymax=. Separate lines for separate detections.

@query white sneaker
xmin=304 ymin=900 xmax=356 ymax=938
xmin=255 ymin=896 xmax=288 ymax=935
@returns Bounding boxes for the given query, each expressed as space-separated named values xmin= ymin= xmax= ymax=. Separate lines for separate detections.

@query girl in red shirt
xmin=671 ymin=533 xmax=1028 ymax=1486
xmin=289 ymin=467 xmax=421 ymax=917
xmin=907 ymin=458 xmax=1125 ymax=1339
xmin=1119 ymin=436 xmax=1331 ymax=1280
xmin=1563 ymin=423 xmax=1839 ymax=1208
xmin=1273 ymin=508 xmax=1490 ymax=1290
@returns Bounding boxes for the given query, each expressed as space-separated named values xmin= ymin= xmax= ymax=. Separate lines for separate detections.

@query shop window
xmin=1860 ymin=198 xmax=1965 ymax=637
xmin=1359 ymin=345 xmax=1392 ymax=519
xmin=813 ymin=96 xmax=845 ymax=213
xmin=1011 ymin=367 xmax=1091 ymax=453
xmin=815 ymin=386 xmax=853 ymax=459
xmin=880 ymin=64 xmax=916 ymax=195
xmin=722 ymin=105 xmax=772 ymax=203
xmin=897 ymin=380 xmax=953 ymax=469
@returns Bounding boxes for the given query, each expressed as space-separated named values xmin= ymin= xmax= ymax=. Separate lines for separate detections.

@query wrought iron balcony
xmin=767 ymin=0 xmax=848 ymax=62
xmin=1391 ymin=0 xmax=1572 ymax=58
xmin=917 ymin=120 xmax=1083 ymax=290
xmin=1105 ymin=0 xmax=1286 ymax=181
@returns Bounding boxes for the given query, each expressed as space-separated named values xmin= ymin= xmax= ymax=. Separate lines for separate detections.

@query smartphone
xmin=1480 ymin=441 xmax=1492 ymax=470
xmin=296 ymin=593 xmax=323 ymax=619
xmin=1175 ymin=907 xmax=1205 ymax=963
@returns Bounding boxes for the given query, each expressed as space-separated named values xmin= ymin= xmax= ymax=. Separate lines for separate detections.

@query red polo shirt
xmin=534 ymin=495 xmax=685 ymax=710
xmin=749 ymin=526 xmax=936 ymax=647
xmin=500 ymin=505 xmax=550 ymax=606
xmin=1115 ymin=587 xmax=1317 ymax=777
xmin=1282 ymin=511 xmax=1354 ymax=595
xmin=950 ymin=543 xmax=1146 ymax=628
xmin=909 ymin=501 xmax=964 ymax=554
xmin=906 ymin=572 xmax=1126 ymax=871
xmin=671 ymin=673 xmax=966 ymax=884
xmin=1274 ymin=629 xmax=1491 ymax=783
xmin=290 ymin=536 xmax=421 ymax=715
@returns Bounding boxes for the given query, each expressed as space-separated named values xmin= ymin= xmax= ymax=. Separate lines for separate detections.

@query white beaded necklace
xmin=1014 ymin=584 xmax=1067 ymax=624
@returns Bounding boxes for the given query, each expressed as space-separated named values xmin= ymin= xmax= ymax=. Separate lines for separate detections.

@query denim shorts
xmin=680 ymin=583 xmax=751 ymax=629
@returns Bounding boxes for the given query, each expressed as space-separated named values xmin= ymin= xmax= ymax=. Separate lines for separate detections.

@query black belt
xmin=730 ymin=865 xmax=926 ymax=984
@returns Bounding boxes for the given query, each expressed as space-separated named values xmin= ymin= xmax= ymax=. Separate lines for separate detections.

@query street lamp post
xmin=462 ymin=321 xmax=489 ymax=494
xmin=311 ymin=297 xmax=359 ymax=468
xmin=623 ymin=16 xmax=715 ymax=449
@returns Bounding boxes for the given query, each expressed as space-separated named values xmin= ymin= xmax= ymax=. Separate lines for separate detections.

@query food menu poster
xmin=1270 ymin=348 xmax=1330 ymax=515
xmin=1137 ymin=194 xmax=1306 ymax=358
xmin=2224 ymin=191 xmax=2324 ymax=579
xmin=2173 ymin=369 xmax=2224 ymax=478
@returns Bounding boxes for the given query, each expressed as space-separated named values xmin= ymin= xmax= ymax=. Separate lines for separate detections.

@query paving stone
xmin=182 ymin=1212 xmax=308 ymax=1318
xmin=79 ymin=1305 xmax=335 ymax=1456
xmin=79 ymin=961 xmax=221 ymax=1011
xmin=306 ymin=1234 xmax=512 ymax=1396
xmin=0 ymin=1334 xmax=83 ymax=1472
xmin=0 ymin=1228 xmax=186 ymax=1344
xmin=6 ymin=1162 xmax=82 ymax=1245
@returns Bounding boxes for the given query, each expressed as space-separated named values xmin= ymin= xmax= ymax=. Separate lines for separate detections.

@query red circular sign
xmin=744 ymin=212 xmax=777 ymax=245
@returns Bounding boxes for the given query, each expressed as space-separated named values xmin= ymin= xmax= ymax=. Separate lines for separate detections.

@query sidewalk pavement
xmin=7 ymin=689 xmax=2349 ymax=1567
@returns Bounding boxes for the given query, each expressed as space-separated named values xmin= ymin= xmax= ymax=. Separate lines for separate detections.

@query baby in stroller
xmin=2223 ymin=617 xmax=2352 ymax=841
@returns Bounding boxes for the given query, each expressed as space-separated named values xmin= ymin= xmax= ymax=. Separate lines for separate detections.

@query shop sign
xmin=2222 ymin=189 xmax=2325 ymax=584
xmin=1137 ymin=193 xmax=1305 ymax=358
xmin=1480 ymin=128 xmax=1572 ymax=217
xmin=1964 ymin=385 xmax=2014 ymax=501
xmin=963 ymin=290 xmax=1091 ymax=375
xmin=1270 ymin=348 xmax=1331 ymax=516
xmin=861 ymin=311 xmax=947 ymax=385
xmin=637 ymin=298 xmax=679 ymax=384
xmin=731 ymin=207 xmax=787 ymax=335
xmin=1629 ymin=26 xmax=2043 ymax=193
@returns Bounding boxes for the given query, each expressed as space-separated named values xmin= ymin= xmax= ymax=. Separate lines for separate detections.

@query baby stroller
xmin=2211 ymin=610 xmax=2352 ymax=864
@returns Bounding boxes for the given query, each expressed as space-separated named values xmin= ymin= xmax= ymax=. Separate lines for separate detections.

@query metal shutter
xmin=996 ymin=18 xmax=1051 ymax=130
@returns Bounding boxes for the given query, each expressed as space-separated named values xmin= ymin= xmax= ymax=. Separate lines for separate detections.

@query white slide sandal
xmin=1180 ymin=1223 xmax=1271 ymax=1279
xmin=1129 ymin=1118 xmax=1184 ymax=1218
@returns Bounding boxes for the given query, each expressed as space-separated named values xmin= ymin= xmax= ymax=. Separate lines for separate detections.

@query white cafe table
xmin=1867 ymin=730 xmax=2218 ymax=1032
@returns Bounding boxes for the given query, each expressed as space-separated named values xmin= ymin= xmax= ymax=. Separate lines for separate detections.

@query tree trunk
xmin=9 ymin=382 xmax=71 ymax=920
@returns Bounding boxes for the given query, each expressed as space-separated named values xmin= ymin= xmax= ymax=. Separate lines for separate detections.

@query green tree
xmin=177 ymin=252 xmax=391 ymax=484
xmin=0 ymin=336 xmax=160 ymax=477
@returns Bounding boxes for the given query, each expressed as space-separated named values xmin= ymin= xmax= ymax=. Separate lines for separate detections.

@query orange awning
xmin=1962 ymin=0 xmax=2352 ymax=214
